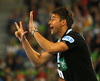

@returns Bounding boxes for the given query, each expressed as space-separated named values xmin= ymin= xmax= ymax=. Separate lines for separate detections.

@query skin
xmin=15 ymin=11 xmax=69 ymax=81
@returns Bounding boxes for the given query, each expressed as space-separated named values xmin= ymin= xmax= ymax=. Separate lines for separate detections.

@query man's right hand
xmin=14 ymin=21 xmax=27 ymax=42
xmin=29 ymin=11 xmax=35 ymax=32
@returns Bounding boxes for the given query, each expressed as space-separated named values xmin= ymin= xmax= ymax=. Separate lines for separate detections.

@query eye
xmin=52 ymin=18 xmax=55 ymax=21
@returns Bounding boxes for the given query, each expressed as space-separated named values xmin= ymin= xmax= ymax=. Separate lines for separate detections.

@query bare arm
xmin=14 ymin=22 xmax=55 ymax=67
xmin=33 ymin=32 xmax=69 ymax=54
xmin=22 ymin=36 xmax=55 ymax=66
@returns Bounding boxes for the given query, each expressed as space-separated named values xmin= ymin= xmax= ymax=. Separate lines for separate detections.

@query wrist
xmin=21 ymin=35 xmax=26 ymax=42
xmin=31 ymin=29 xmax=38 ymax=35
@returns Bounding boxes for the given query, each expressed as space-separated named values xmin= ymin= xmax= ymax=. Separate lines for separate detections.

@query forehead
xmin=51 ymin=14 xmax=60 ymax=18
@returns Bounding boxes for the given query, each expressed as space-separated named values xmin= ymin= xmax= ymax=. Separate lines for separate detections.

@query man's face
xmin=48 ymin=14 xmax=62 ymax=35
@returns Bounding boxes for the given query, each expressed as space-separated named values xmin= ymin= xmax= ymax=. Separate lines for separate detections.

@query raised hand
xmin=14 ymin=21 xmax=27 ymax=41
xmin=29 ymin=11 xmax=35 ymax=32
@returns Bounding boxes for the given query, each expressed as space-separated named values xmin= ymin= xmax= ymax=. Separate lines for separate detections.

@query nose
xmin=48 ymin=20 xmax=51 ymax=25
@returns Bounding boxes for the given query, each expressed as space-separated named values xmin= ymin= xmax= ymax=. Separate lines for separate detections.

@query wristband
xmin=31 ymin=29 xmax=38 ymax=35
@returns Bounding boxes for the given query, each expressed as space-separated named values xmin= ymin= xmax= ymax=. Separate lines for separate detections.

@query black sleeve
xmin=60 ymin=35 xmax=77 ymax=49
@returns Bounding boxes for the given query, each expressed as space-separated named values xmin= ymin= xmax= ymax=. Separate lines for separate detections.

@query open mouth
xmin=50 ymin=25 xmax=54 ymax=32
xmin=50 ymin=25 xmax=54 ymax=30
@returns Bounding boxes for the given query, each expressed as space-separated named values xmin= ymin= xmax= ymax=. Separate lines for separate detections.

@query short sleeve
xmin=61 ymin=35 xmax=77 ymax=49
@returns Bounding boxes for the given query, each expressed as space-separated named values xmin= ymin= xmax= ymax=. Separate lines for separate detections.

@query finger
xmin=30 ymin=11 xmax=33 ymax=23
xmin=15 ymin=22 xmax=19 ymax=30
xmin=24 ymin=31 xmax=27 ymax=35
xmin=19 ymin=21 xmax=23 ymax=31
xmin=15 ymin=31 xmax=21 ymax=41
xmin=15 ymin=31 xmax=18 ymax=37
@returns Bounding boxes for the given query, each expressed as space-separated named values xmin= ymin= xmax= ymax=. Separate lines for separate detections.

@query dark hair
xmin=51 ymin=7 xmax=74 ymax=29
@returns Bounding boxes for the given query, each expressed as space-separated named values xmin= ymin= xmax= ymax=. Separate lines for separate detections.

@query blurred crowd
xmin=0 ymin=0 xmax=100 ymax=81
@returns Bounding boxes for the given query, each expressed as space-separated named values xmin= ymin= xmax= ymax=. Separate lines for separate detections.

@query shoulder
xmin=61 ymin=31 xmax=80 ymax=42
xmin=67 ymin=31 xmax=84 ymax=40
xmin=68 ymin=31 xmax=81 ymax=37
xmin=61 ymin=31 xmax=85 ymax=44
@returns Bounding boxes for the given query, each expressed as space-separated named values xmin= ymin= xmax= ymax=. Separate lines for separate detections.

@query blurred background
xmin=0 ymin=0 xmax=100 ymax=81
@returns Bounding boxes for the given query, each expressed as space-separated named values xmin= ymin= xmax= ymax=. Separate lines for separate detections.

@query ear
xmin=61 ymin=19 xmax=67 ymax=26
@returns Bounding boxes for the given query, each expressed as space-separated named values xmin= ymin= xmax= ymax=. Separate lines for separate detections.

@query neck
xmin=57 ymin=26 xmax=68 ymax=39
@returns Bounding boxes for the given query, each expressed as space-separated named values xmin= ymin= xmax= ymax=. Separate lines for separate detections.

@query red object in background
xmin=33 ymin=11 xmax=38 ymax=20
xmin=80 ymin=0 xmax=89 ymax=5
xmin=35 ymin=72 xmax=46 ymax=79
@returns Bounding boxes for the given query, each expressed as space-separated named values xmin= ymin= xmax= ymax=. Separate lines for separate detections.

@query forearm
xmin=21 ymin=36 xmax=41 ymax=66
xmin=33 ymin=32 xmax=55 ymax=53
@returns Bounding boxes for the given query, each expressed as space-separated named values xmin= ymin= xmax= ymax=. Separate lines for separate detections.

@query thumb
xmin=23 ymin=31 xmax=27 ymax=35
xmin=15 ymin=31 xmax=18 ymax=37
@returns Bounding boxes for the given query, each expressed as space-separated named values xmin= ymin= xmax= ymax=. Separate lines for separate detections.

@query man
xmin=14 ymin=7 xmax=98 ymax=81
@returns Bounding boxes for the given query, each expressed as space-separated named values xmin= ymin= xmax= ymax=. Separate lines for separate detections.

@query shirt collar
xmin=66 ymin=29 xmax=72 ymax=34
